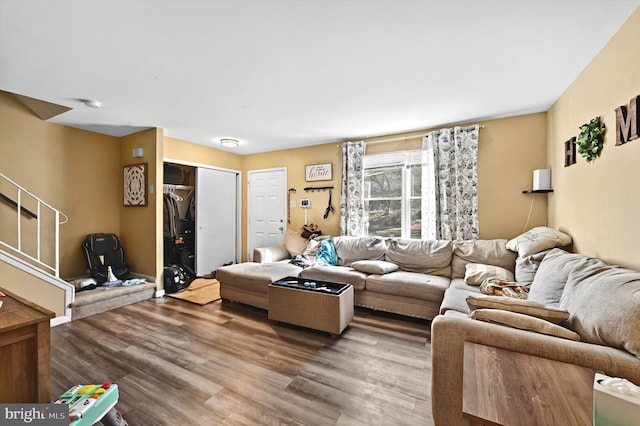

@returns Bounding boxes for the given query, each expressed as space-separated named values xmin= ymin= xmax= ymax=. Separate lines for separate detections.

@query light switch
xmin=290 ymin=200 xmax=296 ymax=208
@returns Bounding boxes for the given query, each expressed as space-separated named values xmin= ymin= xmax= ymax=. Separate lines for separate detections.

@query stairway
xmin=0 ymin=172 xmax=156 ymax=324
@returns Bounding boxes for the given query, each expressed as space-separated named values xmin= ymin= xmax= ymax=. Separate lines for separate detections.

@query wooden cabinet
xmin=0 ymin=287 xmax=55 ymax=403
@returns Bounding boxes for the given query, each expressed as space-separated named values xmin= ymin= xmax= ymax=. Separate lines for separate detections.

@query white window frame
xmin=363 ymin=150 xmax=422 ymax=239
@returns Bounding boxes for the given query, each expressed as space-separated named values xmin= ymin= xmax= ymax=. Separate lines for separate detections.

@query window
xmin=363 ymin=150 xmax=423 ymax=239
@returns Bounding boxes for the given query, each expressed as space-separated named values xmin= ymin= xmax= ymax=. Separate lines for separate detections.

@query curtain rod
xmin=360 ymin=124 xmax=485 ymax=146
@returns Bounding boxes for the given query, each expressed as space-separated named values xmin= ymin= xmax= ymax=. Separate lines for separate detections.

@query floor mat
xmin=166 ymin=279 xmax=221 ymax=305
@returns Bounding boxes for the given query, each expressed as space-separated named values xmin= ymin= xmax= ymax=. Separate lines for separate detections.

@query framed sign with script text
xmin=305 ymin=163 xmax=332 ymax=182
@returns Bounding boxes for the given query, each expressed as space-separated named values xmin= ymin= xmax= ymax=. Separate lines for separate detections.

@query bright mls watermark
xmin=1 ymin=404 xmax=67 ymax=425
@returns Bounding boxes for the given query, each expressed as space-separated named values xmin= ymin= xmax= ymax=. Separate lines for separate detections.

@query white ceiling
xmin=1 ymin=1 xmax=638 ymax=155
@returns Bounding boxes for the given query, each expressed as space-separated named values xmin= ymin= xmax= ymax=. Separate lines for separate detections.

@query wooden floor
xmin=50 ymin=297 xmax=434 ymax=426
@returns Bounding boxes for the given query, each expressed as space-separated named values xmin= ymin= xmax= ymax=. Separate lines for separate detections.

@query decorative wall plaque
xmin=305 ymin=163 xmax=332 ymax=182
xmin=123 ymin=163 xmax=148 ymax=206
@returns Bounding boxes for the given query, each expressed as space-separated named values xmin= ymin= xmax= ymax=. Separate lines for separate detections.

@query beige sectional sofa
xmin=217 ymin=236 xmax=516 ymax=320
xmin=431 ymin=247 xmax=640 ymax=425
xmin=217 ymin=234 xmax=640 ymax=424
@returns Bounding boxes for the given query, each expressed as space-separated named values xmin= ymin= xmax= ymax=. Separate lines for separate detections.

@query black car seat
xmin=81 ymin=233 xmax=131 ymax=284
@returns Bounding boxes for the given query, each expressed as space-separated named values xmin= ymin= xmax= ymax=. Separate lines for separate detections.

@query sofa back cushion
xmin=515 ymin=249 xmax=551 ymax=285
xmin=559 ymin=263 xmax=640 ymax=359
xmin=333 ymin=236 xmax=387 ymax=267
xmin=528 ymin=248 xmax=606 ymax=307
xmin=451 ymin=239 xmax=516 ymax=279
xmin=385 ymin=239 xmax=452 ymax=277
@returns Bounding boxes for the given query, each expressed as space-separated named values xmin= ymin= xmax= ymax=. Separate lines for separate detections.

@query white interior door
xmin=247 ymin=168 xmax=286 ymax=260
xmin=196 ymin=167 xmax=239 ymax=275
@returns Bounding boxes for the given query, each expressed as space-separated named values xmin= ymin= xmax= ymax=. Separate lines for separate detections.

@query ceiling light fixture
xmin=220 ymin=138 xmax=239 ymax=148
xmin=82 ymin=99 xmax=102 ymax=108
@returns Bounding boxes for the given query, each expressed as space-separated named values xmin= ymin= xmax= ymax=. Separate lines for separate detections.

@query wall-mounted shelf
xmin=522 ymin=189 xmax=554 ymax=194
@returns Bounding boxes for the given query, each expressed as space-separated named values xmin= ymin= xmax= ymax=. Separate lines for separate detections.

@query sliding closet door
xmin=196 ymin=167 xmax=239 ymax=275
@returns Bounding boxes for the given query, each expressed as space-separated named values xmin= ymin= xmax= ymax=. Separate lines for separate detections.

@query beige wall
xmin=243 ymin=143 xmax=343 ymax=259
xmin=0 ymin=91 xmax=121 ymax=278
xmin=0 ymin=261 xmax=66 ymax=317
xmin=120 ymin=129 xmax=163 ymax=280
xmin=547 ymin=7 xmax=640 ymax=270
xmin=173 ymin=114 xmax=548 ymax=262
xmin=360 ymin=113 xmax=548 ymax=240
xmin=163 ymin=136 xmax=243 ymax=171
xmin=0 ymin=92 xmax=166 ymax=295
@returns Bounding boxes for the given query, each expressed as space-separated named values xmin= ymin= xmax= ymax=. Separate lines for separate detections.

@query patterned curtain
xmin=340 ymin=141 xmax=366 ymax=236
xmin=422 ymin=126 xmax=479 ymax=240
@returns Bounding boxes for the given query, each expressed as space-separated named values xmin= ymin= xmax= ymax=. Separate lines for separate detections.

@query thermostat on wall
xmin=300 ymin=199 xmax=311 ymax=208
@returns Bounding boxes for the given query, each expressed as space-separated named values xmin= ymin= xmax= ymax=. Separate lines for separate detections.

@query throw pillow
xmin=506 ymin=226 xmax=572 ymax=257
xmin=464 ymin=263 xmax=514 ymax=285
xmin=515 ymin=249 xmax=551 ymax=285
xmin=351 ymin=260 xmax=399 ymax=274
xmin=283 ymin=230 xmax=309 ymax=257
xmin=451 ymin=239 xmax=516 ymax=279
xmin=316 ymin=236 xmax=338 ymax=266
xmin=469 ymin=309 xmax=581 ymax=341
xmin=466 ymin=294 xmax=570 ymax=324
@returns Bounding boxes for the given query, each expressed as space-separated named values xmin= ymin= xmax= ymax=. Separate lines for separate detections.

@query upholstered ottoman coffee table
xmin=216 ymin=262 xmax=302 ymax=309
xmin=268 ymin=277 xmax=354 ymax=338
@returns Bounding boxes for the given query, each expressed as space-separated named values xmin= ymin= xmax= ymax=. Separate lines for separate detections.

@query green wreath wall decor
xmin=576 ymin=117 xmax=606 ymax=162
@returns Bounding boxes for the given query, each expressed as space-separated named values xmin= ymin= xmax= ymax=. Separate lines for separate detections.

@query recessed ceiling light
xmin=82 ymin=99 xmax=102 ymax=108
xmin=220 ymin=138 xmax=239 ymax=148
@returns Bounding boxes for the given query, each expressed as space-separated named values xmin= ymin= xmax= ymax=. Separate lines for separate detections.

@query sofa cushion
xmin=333 ymin=236 xmax=387 ymax=266
xmin=283 ymin=230 xmax=309 ymax=257
xmin=528 ymin=248 xmax=607 ymax=307
xmin=451 ymin=239 xmax=516 ymax=279
xmin=560 ymin=263 xmax=640 ymax=358
xmin=216 ymin=262 xmax=302 ymax=294
xmin=351 ymin=260 xmax=399 ymax=274
xmin=464 ymin=263 xmax=514 ymax=285
xmin=470 ymin=309 xmax=581 ymax=341
xmin=299 ymin=265 xmax=367 ymax=290
xmin=365 ymin=271 xmax=450 ymax=302
xmin=506 ymin=226 xmax=572 ymax=257
xmin=466 ymin=294 xmax=570 ymax=324
xmin=385 ymin=239 xmax=452 ymax=277
xmin=515 ymin=249 xmax=551 ymax=285
xmin=439 ymin=278 xmax=481 ymax=314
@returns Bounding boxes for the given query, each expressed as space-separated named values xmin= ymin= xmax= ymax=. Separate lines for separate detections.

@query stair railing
xmin=0 ymin=172 xmax=68 ymax=278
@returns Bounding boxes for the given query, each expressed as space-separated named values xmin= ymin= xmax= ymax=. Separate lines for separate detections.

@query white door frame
xmin=247 ymin=167 xmax=287 ymax=261
xmin=164 ymin=157 xmax=242 ymax=264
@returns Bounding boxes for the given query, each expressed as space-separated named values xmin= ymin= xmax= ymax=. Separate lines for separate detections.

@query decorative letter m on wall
xmin=615 ymin=95 xmax=639 ymax=145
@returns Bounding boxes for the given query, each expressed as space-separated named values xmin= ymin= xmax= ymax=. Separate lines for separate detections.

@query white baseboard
xmin=155 ymin=289 xmax=165 ymax=298
xmin=51 ymin=316 xmax=71 ymax=327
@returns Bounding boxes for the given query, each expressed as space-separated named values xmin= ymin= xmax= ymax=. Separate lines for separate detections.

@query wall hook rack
xmin=288 ymin=187 xmax=297 ymax=193
xmin=304 ymin=186 xmax=334 ymax=192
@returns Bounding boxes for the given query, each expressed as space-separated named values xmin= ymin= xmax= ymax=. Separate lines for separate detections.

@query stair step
xmin=70 ymin=282 xmax=156 ymax=320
